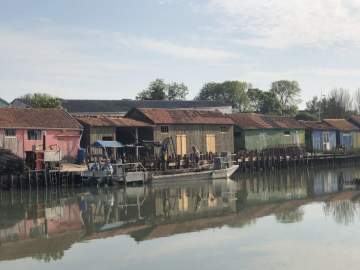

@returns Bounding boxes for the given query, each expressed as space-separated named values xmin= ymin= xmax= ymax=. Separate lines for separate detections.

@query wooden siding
xmin=352 ymin=131 xmax=360 ymax=149
xmin=306 ymin=130 xmax=337 ymax=152
xmin=235 ymin=128 xmax=305 ymax=151
xmin=153 ymin=125 xmax=234 ymax=154
xmin=86 ymin=127 xmax=116 ymax=157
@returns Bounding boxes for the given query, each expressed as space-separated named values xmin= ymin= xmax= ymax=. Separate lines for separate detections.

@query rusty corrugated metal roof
xmin=229 ymin=113 xmax=304 ymax=130
xmin=76 ymin=116 xmax=151 ymax=127
xmin=300 ymin=121 xmax=336 ymax=131
xmin=0 ymin=108 xmax=82 ymax=130
xmin=132 ymin=108 xmax=234 ymax=125
xmin=323 ymin=119 xmax=359 ymax=132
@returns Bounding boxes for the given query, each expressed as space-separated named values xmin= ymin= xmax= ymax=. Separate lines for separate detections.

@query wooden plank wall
xmin=153 ymin=124 xmax=234 ymax=155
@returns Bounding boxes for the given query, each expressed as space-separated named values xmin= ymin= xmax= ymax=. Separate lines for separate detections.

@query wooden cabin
xmin=323 ymin=119 xmax=360 ymax=151
xmin=76 ymin=115 xmax=152 ymax=159
xmin=0 ymin=108 xmax=82 ymax=161
xmin=301 ymin=121 xmax=337 ymax=152
xmin=229 ymin=113 xmax=305 ymax=151
xmin=126 ymin=108 xmax=234 ymax=156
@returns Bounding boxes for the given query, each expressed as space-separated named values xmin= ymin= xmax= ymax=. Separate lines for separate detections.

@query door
xmin=176 ymin=135 xmax=187 ymax=156
xmin=293 ymin=131 xmax=300 ymax=146
xmin=206 ymin=134 xmax=216 ymax=153
xmin=322 ymin=132 xmax=330 ymax=151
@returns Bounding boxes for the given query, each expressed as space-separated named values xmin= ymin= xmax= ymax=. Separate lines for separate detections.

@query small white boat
xmin=150 ymin=164 xmax=239 ymax=183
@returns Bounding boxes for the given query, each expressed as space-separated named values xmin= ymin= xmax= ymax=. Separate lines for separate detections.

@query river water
xmin=1 ymin=166 xmax=360 ymax=269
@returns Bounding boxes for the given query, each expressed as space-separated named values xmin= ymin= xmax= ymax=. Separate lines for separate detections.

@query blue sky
xmin=1 ymin=0 xmax=360 ymax=107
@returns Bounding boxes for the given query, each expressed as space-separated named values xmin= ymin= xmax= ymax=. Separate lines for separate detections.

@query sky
xmin=1 ymin=0 xmax=360 ymax=107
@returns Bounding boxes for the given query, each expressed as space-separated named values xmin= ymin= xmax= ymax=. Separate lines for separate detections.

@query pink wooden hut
xmin=0 ymin=108 xmax=82 ymax=162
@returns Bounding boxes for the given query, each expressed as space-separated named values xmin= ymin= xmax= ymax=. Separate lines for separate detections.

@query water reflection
xmin=1 ymin=166 xmax=360 ymax=263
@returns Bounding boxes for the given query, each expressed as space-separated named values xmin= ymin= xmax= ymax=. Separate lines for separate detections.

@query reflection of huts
xmin=323 ymin=119 xmax=360 ymax=151
xmin=126 ymin=108 xmax=234 ymax=155
xmin=229 ymin=113 xmax=305 ymax=151
xmin=301 ymin=121 xmax=337 ymax=152
xmin=76 ymin=115 xmax=152 ymax=159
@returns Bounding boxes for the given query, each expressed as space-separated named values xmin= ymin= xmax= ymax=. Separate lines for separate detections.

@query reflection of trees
xmin=275 ymin=208 xmax=304 ymax=223
xmin=32 ymin=251 xmax=64 ymax=262
xmin=323 ymin=200 xmax=358 ymax=225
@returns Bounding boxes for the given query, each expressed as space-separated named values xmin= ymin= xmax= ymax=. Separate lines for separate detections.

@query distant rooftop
xmin=0 ymin=98 xmax=8 ymax=108
xmin=323 ymin=119 xmax=359 ymax=132
xmin=229 ymin=113 xmax=304 ymax=130
xmin=60 ymin=99 xmax=231 ymax=115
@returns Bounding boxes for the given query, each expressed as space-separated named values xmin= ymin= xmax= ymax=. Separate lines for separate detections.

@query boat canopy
xmin=92 ymin=140 xmax=124 ymax=148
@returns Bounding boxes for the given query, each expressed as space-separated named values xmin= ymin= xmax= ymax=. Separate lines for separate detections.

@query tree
xmin=167 ymin=82 xmax=189 ymax=100
xmin=258 ymin=91 xmax=283 ymax=115
xmin=247 ymin=88 xmax=263 ymax=112
xmin=306 ymin=96 xmax=321 ymax=115
xmin=305 ymin=88 xmax=354 ymax=119
xmin=136 ymin=79 xmax=167 ymax=100
xmin=354 ymin=88 xmax=360 ymax=113
xmin=195 ymin=81 xmax=250 ymax=111
xmin=136 ymin=79 xmax=189 ymax=100
xmin=270 ymin=80 xmax=301 ymax=115
xmin=20 ymin=93 xmax=62 ymax=108
xmin=247 ymin=89 xmax=282 ymax=114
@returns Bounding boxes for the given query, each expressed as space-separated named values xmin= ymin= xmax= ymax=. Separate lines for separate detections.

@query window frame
xmin=4 ymin=129 xmax=16 ymax=137
xmin=220 ymin=126 xmax=228 ymax=133
xmin=27 ymin=129 xmax=42 ymax=140
xmin=283 ymin=130 xmax=291 ymax=136
xmin=160 ymin=125 xmax=169 ymax=134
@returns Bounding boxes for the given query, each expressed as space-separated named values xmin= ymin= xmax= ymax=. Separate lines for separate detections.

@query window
xmin=5 ymin=129 xmax=16 ymax=137
xmin=206 ymin=134 xmax=216 ymax=153
xmin=176 ymin=135 xmax=187 ymax=156
xmin=284 ymin=131 xmax=291 ymax=136
xmin=220 ymin=127 xmax=228 ymax=133
xmin=28 ymin=130 xmax=42 ymax=140
xmin=160 ymin=126 xmax=169 ymax=134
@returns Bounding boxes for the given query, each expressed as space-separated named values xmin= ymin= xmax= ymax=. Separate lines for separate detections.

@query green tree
xmin=167 ymin=82 xmax=189 ymax=100
xmin=20 ymin=93 xmax=62 ymax=108
xmin=247 ymin=88 xmax=263 ymax=112
xmin=270 ymin=80 xmax=301 ymax=115
xmin=260 ymin=91 xmax=283 ymax=114
xmin=136 ymin=79 xmax=189 ymax=100
xmin=136 ymin=79 xmax=167 ymax=100
xmin=195 ymin=81 xmax=250 ymax=111
xmin=305 ymin=88 xmax=354 ymax=119
xmin=247 ymin=88 xmax=282 ymax=114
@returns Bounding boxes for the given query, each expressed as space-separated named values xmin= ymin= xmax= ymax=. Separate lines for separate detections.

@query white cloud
xmin=115 ymin=35 xmax=240 ymax=61
xmin=207 ymin=0 xmax=360 ymax=48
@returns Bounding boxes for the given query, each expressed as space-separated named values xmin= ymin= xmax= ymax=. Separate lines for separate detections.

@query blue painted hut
xmin=323 ymin=119 xmax=360 ymax=151
xmin=301 ymin=121 xmax=337 ymax=152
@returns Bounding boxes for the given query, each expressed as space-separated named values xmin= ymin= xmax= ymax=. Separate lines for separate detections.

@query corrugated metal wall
xmin=340 ymin=132 xmax=353 ymax=151
xmin=236 ymin=129 xmax=305 ymax=151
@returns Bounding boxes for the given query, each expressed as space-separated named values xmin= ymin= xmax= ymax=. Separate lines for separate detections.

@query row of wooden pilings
xmin=235 ymin=151 xmax=360 ymax=172
xmin=0 ymin=169 xmax=82 ymax=190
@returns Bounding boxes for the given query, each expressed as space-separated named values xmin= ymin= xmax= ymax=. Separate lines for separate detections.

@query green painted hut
xmin=0 ymin=98 xmax=8 ymax=108
xmin=229 ymin=113 xmax=305 ymax=151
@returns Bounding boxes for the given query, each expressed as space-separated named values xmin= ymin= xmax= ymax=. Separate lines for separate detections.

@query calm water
xmin=2 ymin=167 xmax=360 ymax=269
